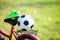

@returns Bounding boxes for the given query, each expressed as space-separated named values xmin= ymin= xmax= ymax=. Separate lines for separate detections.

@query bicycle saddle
xmin=4 ymin=18 xmax=18 ymax=26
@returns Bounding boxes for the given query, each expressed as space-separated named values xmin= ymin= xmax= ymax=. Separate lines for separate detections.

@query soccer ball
xmin=17 ymin=14 xmax=34 ymax=30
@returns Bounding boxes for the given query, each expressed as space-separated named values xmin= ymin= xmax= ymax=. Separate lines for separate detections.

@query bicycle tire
xmin=17 ymin=34 xmax=38 ymax=40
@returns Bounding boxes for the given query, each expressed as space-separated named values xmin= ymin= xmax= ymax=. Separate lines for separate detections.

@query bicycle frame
xmin=0 ymin=26 xmax=39 ymax=40
xmin=0 ymin=26 xmax=17 ymax=40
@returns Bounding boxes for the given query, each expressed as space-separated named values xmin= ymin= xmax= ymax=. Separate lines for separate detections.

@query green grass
xmin=0 ymin=0 xmax=60 ymax=40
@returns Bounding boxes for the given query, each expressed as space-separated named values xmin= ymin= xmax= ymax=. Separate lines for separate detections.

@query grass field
xmin=0 ymin=0 xmax=60 ymax=40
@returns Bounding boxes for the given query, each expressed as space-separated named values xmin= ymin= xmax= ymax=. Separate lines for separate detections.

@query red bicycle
xmin=0 ymin=18 xmax=39 ymax=40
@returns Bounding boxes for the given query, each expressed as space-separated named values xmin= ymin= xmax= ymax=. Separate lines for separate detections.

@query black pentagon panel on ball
xmin=17 ymin=21 xmax=20 ymax=26
xmin=22 ymin=29 xmax=27 ymax=31
xmin=31 ymin=25 xmax=34 ymax=29
xmin=21 ymin=15 xmax=25 ymax=18
xmin=24 ymin=20 xmax=29 ymax=26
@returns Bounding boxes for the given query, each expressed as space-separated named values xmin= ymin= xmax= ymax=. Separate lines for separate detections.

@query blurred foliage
xmin=0 ymin=0 xmax=60 ymax=40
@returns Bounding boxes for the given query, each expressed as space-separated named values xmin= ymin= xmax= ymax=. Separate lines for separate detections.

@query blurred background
xmin=0 ymin=0 xmax=60 ymax=40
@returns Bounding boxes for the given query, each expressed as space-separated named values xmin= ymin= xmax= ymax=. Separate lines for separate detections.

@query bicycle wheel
xmin=17 ymin=34 xmax=38 ymax=40
xmin=18 ymin=36 xmax=33 ymax=40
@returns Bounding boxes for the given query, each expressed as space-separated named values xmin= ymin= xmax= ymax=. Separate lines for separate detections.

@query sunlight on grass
xmin=0 ymin=0 xmax=60 ymax=40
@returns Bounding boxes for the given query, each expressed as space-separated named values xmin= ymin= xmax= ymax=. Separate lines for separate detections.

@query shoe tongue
xmin=7 ymin=11 xmax=20 ymax=18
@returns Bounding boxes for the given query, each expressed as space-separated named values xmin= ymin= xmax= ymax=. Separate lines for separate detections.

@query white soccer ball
xmin=17 ymin=14 xmax=34 ymax=30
